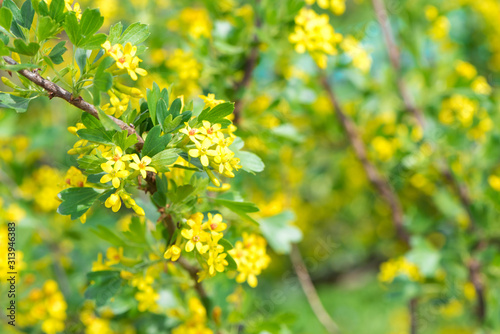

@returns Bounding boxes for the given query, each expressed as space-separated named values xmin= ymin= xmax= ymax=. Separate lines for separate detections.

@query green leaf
xmin=235 ymin=151 xmax=265 ymax=173
xmin=156 ymin=99 xmax=168 ymax=128
xmin=112 ymin=130 xmax=138 ymax=151
xmin=169 ymin=98 xmax=182 ymax=117
xmin=84 ymin=270 xmax=122 ymax=307
xmin=0 ymin=40 xmax=10 ymax=56
xmin=91 ymin=226 xmax=128 ymax=247
xmin=162 ymin=114 xmax=183 ymax=133
xmin=3 ymin=0 xmax=21 ymax=24
xmin=0 ymin=93 xmax=32 ymax=113
xmin=48 ymin=0 xmax=65 ymax=23
xmin=117 ymin=22 xmax=150 ymax=46
xmin=219 ymin=238 xmax=234 ymax=252
xmin=226 ymin=254 xmax=238 ymax=271
xmin=150 ymin=148 xmax=181 ymax=172
xmin=0 ymin=8 xmax=13 ymax=31
xmin=259 ymin=211 xmax=302 ymax=254
xmin=97 ymin=107 xmax=121 ymax=131
xmin=77 ymin=155 xmax=107 ymax=173
xmin=146 ymin=82 xmax=160 ymax=125
xmin=20 ymin=0 xmax=34 ymax=29
xmin=170 ymin=184 xmax=194 ymax=203
xmin=80 ymin=8 xmax=104 ymax=37
xmin=214 ymin=198 xmax=259 ymax=225
xmin=37 ymin=16 xmax=59 ymax=42
xmin=77 ymin=128 xmax=114 ymax=145
xmin=141 ymin=125 xmax=171 ymax=158
xmin=48 ymin=41 xmax=66 ymax=64
xmin=80 ymin=33 xmax=107 ymax=50
xmin=93 ymin=56 xmax=114 ymax=105
xmin=123 ymin=217 xmax=148 ymax=245
xmin=81 ymin=112 xmax=104 ymax=129
xmin=63 ymin=12 xmax=81 ymax=46
xmin=12 ymin=39 xmax=39 ymax=56
xmin=108 ymin=22 xmax=123 ymax=44
xmin=198 ymin=102 xmax=234 ymax=124
xmin=57 ymin=187 xmax=101 ymax=220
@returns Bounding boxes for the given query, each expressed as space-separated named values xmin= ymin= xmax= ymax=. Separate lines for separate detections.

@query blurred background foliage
xmin=2 ymin=0 xmax=500 ymax=333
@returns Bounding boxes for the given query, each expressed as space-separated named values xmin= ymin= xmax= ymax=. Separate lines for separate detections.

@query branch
xmin=2 ymin=56 xmax=144 ymax=150
xmin=291 ymin=244 xmax=340 ymax=334
xmin=320 ymin=72 xmax=409 ymax=245
xmin=370 ymin=0 xmax=485 ymax=321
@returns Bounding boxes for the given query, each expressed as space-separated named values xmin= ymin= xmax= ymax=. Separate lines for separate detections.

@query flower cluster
xmin=18 ymin=280 xmax=67 ymax=334
xmin=167 ymin=8 xmax=212 ymax=39
xmin=166 ymin=49 xmax=201 ymax=97
xmin=378 ymin=257 xmax=423 ymax=284
xmin=438 ymin=94 xmax=492 ymax=140
xmin=102 ymin=41 xmax=147 ymax=81
xmin=165 ymin=212 xmax=230 ymax=281
xmin=181 ymin=116 xmax=241 ymax=186
xmin=171 ymin=297 xmax=213 ymax=334
xmin=340 ymin=35 xmax=372 ymax=73
xmin=289 ymin=8 xmax=343 ymax=69
xmin=305 ymin=0 xmax=346 ymax=16
xmin=131 ymin=275 xmax=160 ymax=312
xmin=228 ymin=233 xmax=271 ymax=288
xmin=455 ymin=60 xmax=492 ymax=95
xmin=425 ymin=5 xmax=450 ymax=41
xmin=100 ymin=148 xmax=156 ymax=215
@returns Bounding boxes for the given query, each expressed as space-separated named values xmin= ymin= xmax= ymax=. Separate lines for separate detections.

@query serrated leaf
xmin=48 ymin=41 xmax=66 ymax=64
xmin=80 ymin=8 xmax=104 ymax=37
xmin=226 ymin=254 xmax=238 ymax=271
xmin=77 ymin=128 xmax=114 ymax=145
xmin=84 ymin=270 xmax=122 ymax=307
xmin=12 ymin=39 xmax=39 ymax=56
xmin=141 ymin=125 xmax=171 ymax=158
xmin=117 ymin=22 xmax=150 ymax=46
xmin=198 ymin=102 xmax=234 ymax=124
xmin=81 ymin=112 xmax=104 ymax=129
xmin=97 ymin=107 xmax=121 ymax=131
xmin=80 ymin=33 xmax=107 ymax=50
xmin=77 ymin=155 xmax=107 ymax=173
xmin=64 ymin=12 xmax=81 ymax=45
xmin=108 ymin=22 xmax=123 ymax=44
xmin=57 ymin=187 xmax=101 ymax=220
xmin=0 ymin=93 xmax=32 ymax=113
xmin=150 ymin=148 xmax=181 ymax=172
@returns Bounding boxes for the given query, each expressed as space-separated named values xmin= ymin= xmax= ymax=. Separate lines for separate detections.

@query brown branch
xmin=320 ymin=72 xmax=409 ymax=245
xmin=2 ymin=56 xmax=144 ymax=150
xmin=409 ymin=298 xmax=418 ymax=334
xmin=291 ymin=245 xmax=340 ymax=334
xmin=233 ymin=0 xmax=261 ymax=124
xmin=370 ymin=0 xmax=485 ymax=323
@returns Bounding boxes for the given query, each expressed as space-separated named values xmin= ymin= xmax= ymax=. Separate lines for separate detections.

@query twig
xmin=233 ymin=0 xmax=261 ymax=124
xmin=2 ymin=56 xmax=144 ymax=150
xmin=291 ymin=244 xmax=340 ymax=334
xmin=319 ymin=72 xmax=409 ymax=245
xmin=370 ymin=0 xmax=485 ymax=322
xmin=409 ymin=298 xmax=418 ymax=334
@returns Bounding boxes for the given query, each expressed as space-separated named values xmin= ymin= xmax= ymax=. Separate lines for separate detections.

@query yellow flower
xmin=129 ymin=154 xmax=157 ymax=179
xmin=199 ymin=93 xmax=224 ymax=109
xmin=378 ymin=257 xmax=423 ymax=284
xmin=102 ymin=42 xmax=148 ymax=81
xmin=100 ymin=160 xmax=130 ymax=188
xmin=188 ymin=138 xmax=217 ymax=167
xmin=102 ymin=146 xmax=132 ymax=164
xmin=471 ymin=76 xmax=492 ymax=95
xmin=181 ymin=213 xmax=209 ymax=253
xmin=289 ymin=8 xmax=343 ymax=69
xmin=105 ymin=247 xmax=123 ymax=266
xmin=164 ymin=245 xmax=181 ymax=261
xmin=455 ymin=60 xmax=477 ymax=80
xmin=104 ymin=193 xmax=121 ymax=212
xmin=202 ymin=213 xmax=227 ymax=234
xmin=228 ymin=233 xmax=271 ymax=288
